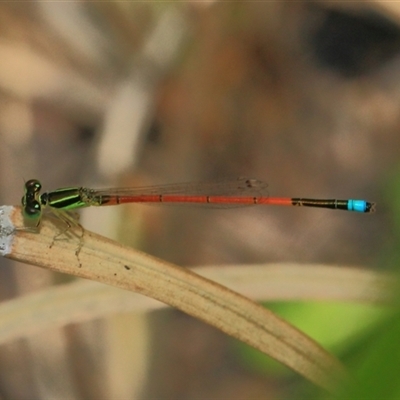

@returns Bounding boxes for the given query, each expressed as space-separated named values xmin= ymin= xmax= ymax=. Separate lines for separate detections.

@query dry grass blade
xmin=198 ymin=263 xmax=395 ymax=305
xmin=0 ymin=263 xmax=392 ymax=350
xmin=1 ymin=206 xmax=349 ymax=391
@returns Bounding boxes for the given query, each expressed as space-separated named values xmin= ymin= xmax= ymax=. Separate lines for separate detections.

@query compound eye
xmin=25 ymin=179 xmax=41 ymax=193
xmin=24 ymin=200 xmax=41 ymax=218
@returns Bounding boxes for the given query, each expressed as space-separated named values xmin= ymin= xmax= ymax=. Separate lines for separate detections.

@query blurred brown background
xmin=0 ymin=2 xmax=398 ymax=399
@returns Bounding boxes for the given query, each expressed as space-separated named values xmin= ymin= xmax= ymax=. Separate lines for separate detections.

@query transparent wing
xmin=89 ymin=177 xmax=269 ymax=198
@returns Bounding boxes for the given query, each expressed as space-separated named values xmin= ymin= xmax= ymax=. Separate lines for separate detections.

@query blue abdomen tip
xmin=348 ymin=199 xmax=367 ymax=213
